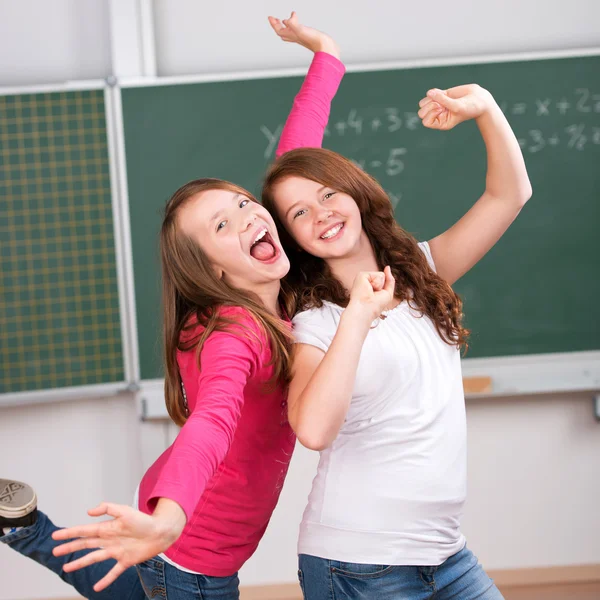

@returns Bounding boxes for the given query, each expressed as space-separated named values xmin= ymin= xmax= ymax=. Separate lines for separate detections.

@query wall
xmin=0 ymin=1 xmax=599 ymax=598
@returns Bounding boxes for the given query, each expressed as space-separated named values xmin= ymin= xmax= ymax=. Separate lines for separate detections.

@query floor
xmin=500 ymin=581 xmax=600 ymax=600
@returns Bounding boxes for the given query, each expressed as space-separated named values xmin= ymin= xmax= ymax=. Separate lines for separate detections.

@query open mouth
xmin=320 ymin=222 xmax=345 ymax=241
xmin=249 ymin=228 xmax=280 ymax=263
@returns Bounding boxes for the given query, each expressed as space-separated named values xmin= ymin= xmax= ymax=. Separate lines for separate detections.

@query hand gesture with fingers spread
xmin=418 ymin=84 xmax=495 ymax=130
xmin=268 ymin=12 xmax=340 ymax=58
xmin=52 ymin=499 xmax=186 ymax=592
xmin=348 ymin=266 xmax=396 ymax=322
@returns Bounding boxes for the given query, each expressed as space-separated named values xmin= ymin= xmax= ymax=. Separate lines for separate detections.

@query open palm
xmin=52 ymin=502 xmax=171 ymax=592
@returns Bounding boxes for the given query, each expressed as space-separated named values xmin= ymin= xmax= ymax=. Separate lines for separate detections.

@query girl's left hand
xmin=418 ymin=84 xmax=495 ymax=130
xmin=268 ymin=12 xmax=340 ymax=58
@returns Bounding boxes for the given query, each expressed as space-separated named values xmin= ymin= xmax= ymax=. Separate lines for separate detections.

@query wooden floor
xmin=53 ymin=581 xmax=600 ymax=600
xmin=500 ymin=581 xmax=600 ymax=599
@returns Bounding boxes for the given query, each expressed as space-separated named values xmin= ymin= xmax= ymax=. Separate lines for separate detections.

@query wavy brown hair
xmin=262 ymin=148 xmax=469 ymax=349
xmin=161 ymin=178 xmax=294 ymax=426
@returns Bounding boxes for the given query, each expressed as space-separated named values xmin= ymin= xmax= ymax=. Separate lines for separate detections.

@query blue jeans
xmin=1 ymin=510 xmax=144 ymax=600
xmin=2 ymin=510 xmax=240 ymax=600
xmin=137 ymin=556 xmax=240 ymax=599
xmin=298 ymin=545 xmax=504 ymax=600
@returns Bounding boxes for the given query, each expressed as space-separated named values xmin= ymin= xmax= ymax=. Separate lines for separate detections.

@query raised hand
xmin=348 ymin=266 xmax=396 ymax=322
xmin=52 ymin=499 xmax=186 ymax=592
xmin=418 ymin=84 xmax=495 ymax=131
xmin=268 ymin=11 xmax=340 ymax=58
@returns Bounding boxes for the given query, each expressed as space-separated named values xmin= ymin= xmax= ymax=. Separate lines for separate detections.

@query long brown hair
xmin=161 ymin=178 xmax=293 ymax=426
xmin=262 ymin=148 xmax=469 ymax=349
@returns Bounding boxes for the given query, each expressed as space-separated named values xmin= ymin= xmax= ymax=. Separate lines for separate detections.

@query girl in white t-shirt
xmin=262 ymin=85 xmax=531 ymax=599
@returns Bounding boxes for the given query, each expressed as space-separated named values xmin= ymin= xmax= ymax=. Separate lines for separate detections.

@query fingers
xmin=418 ymin=101 xmax=443 ymax=121
xmin=100 ymin=503 xmax=128 ymax=519
xmin=94 ymin=563 xmax=128 ymax=593
xmin=367 ymin=271 xmax=385 ymax=291
xmin=87 ymin=502 xmax=111 ymax=517
xmin=422 ymin=107 xmax=444 ymax=129
xmin=427 ymin=88 xmax=462 ymax=112
xmin=282 ymin=11 xmax=298 ymax=27
xmin=63 ymin=548 xmax=112 ymax=573
xmin=53 ymin=536 xmax=104 ymax=557
xmin=268 ymin=16 xmax=285 ymax=37
xmin=52 ymin=523 xmax=103 ymax=542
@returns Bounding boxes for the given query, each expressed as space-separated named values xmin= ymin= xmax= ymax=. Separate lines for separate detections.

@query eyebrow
xmin=209 ymin=193 xmax=244 ymax=224
xmin=284 ymin=186 xmax=328 ymax=219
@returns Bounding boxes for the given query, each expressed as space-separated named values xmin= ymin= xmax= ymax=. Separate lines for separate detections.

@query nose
xmin=315 ymin=206 xmax=334 ymax=224
xmin=242 ymin=212 xmax=257 ymax=231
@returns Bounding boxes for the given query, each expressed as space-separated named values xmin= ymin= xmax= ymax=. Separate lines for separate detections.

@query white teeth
xmin=252 ymin=229 xmax=267 ymax=245
xmin=321 ymin=224 xmax=343 ymax=239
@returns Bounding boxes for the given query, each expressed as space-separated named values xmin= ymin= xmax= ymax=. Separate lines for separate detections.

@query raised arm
xmin=289 ymin=268 xmax=395 ymax=451
xmin=268 ymin=12 xmax=345 ymax=157
xmin=418 ymin=84 xmax=533 ymax=285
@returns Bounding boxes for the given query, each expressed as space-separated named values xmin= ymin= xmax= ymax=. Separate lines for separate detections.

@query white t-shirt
xmin=292 ymin=242 xmax=467 ymax=566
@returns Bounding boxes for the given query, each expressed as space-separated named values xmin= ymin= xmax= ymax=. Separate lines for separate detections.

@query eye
xmin=239 ymin=198 xmax=249 ymax=208
xmin=216 ymin=220 xmax=227 ymax=232
xmin=323 ymin=192 xmax=336 ymax=201
xmin=293 ymin=208 xmax=307 ymax=220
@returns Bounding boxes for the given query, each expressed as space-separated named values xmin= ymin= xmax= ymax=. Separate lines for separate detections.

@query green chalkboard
xmin=0 ymin=90 xmax=124 ymax=393
xmin=121 ymin=54 xmax=600 ymax=380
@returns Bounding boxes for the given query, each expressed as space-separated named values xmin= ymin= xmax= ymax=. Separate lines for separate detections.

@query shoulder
xmin=418 ymin=241 xmax=437 ymax=272
xmin=292 ymin=301 xmax=341 ymax=330
xmin=181 ymin=305 xmax=268 ymax=356
xmin=291 ymin=302 xmax=341 ymax=353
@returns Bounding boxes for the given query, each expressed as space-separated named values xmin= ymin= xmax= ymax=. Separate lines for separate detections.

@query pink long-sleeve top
xmin=138 ymin=52 xmax=345 ymax=577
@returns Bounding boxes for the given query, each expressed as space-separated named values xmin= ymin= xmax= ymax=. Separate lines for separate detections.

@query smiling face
xmin=270 ymin=176 xmax=365 ymax=260
xmin=177 ymin=187 xmax=290 ymax=291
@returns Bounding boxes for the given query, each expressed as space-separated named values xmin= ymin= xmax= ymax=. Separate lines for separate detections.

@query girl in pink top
xmin=1 ymin=13 xmax=346 ymax=600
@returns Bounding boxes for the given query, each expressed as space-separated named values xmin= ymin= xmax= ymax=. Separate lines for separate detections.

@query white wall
xmin=0 ymin=0 xmax=111 ymax=86
xmin=153 ymin=0 xmax=600 ymax=75
xmin=1 ymin=1 xmax=599 ymax=598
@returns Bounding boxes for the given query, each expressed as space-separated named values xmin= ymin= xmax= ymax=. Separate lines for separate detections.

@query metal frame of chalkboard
xmin=115 ymin=46 xmax=600 ymax=419
xmin=0 ymin=80 xmax=138 ymax=407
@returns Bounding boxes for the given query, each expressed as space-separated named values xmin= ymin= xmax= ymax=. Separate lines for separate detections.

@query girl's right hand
xmin=51 ymin=499 xmax=186 ymax=592
xmin=347 ymin=266 xmax=396 ymax=323
xmin=268 ymin=12 xmax=340 ymax=59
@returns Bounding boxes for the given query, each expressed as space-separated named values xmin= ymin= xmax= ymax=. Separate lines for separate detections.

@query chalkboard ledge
xmin=0 ymin=381 xmax=134 ymax=409
xmin=137 ymin=350 xmax=600 ymax=421
xmin=462 ymin=350 xmax=600 ymax=399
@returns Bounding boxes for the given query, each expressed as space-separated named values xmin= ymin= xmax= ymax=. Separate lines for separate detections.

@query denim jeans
xmin=2 ymin=510 xmax=240 ymax=600
xmin=136 ymin=556 xmax=240 ymax=600
xmin=1 ymin=510 xmax=144 ymax=600
xmin=298 ymin=545 xmax=504 ymax=600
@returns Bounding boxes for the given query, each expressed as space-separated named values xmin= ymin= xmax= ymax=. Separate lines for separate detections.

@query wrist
xmin=344 ymin=301 xmax=376 ymax=331
xmin=315 ymin=38 xmax=340 ymax=59
xmin=152 ymin=499 xmax=186 ymax=545
xmin=475 ymin=88 xmax=498 ymax=121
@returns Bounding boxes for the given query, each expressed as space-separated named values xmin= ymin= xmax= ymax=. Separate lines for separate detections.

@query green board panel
xmin=122 ymin=55 xmax=600 ymax=380
xmin=0 ymin=90 xmax=124 ymax=393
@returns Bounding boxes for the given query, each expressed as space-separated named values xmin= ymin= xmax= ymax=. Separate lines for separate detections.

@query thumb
xmin=427 ymin=89 xmax=461 ymax=112
xmin=89 ymin=502 xmax=123 ymax=519
xmin=383 ymin=266 xmax=395 ymax=295
xmin=88 ymin=503 xmax=110 ymax=517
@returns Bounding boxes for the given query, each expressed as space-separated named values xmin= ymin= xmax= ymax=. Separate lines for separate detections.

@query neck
xmin=253 ymin=280 xmax=283 ymax=317
xmin=326 ymin=230 xmax=379 ymax=292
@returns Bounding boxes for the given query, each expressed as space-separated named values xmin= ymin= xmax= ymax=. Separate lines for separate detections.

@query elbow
xmin=294 ymin=424 xmax=332 ymax=451
xmin=519 ymin=180 xmax=533 ymax=207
